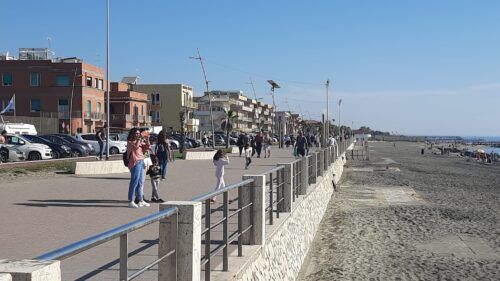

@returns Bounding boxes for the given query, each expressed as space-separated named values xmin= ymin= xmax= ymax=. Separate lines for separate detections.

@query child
xmin=212 ymin=149 xmax=229 ymax=203
xmin=146 ymin=154 xmax=164 ymax=203
xmin=244 ymin=143 xmax=252 ymax=169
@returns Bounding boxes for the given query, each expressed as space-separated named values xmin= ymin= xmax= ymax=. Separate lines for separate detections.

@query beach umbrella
xmin=476 ymin=149 xmax=485 ymax=154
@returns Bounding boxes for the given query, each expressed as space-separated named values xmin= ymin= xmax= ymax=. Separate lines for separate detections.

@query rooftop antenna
xmin=46 ymin=37 xmax=52 ymax=59
xmin=245 ymin=77 xmax=258 ymax=100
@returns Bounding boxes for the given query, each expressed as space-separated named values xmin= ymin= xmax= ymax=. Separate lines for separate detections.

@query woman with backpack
xmin=155 ymin=130 xmax=172 ymax=180
xmin=126 ymin=128 xmax=150 ymax=208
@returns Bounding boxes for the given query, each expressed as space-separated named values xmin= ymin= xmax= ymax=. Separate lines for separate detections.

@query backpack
xmin=123 ymin=150 xmax=131 ymax=167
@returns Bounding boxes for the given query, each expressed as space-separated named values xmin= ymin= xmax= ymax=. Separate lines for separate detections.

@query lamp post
xmin=105 ymin=0 xmax=110 ymax=160
xmin=69 ymin=69 xmax=82 ymax=135
xmin=190 ymin=49 xmax=215 ymax=149
xmin=338 ymin=98 xmax=343 ymax=138
xmin=326 ymin=79 xmax=330 ymax=142
xmin=267 ymin=80 xmax=280 ymax=138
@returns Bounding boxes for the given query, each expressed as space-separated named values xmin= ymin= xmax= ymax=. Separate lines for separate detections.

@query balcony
xmin=84 ymin=111 xmax=105 ymax=121
xmin=186 ymin=118 xmax=200 ymax=126
xmin=111 ymin=114 xmax=151 ymax=125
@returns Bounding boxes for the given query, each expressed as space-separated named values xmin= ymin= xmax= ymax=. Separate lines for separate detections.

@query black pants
xmin=256 ymin=143 xmax=262 ymax=157
xmin=245 ymin=157 xmax=252 ymax=168
xmin=238 ymin=146 xmax=243 ymax=156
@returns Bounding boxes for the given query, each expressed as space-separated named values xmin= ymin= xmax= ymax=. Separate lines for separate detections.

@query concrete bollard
xmin=241 ymin=175 xmax=266 ymax=245
xmin=0 ymin=260 xmax=60 ymax=281
xmin=311 ymin=153 xmax=318 ymax=184
xmin=277 ymin=163 xmax=293 ymax=212
xmin=158 ymin=201 xmax=201 ymax=281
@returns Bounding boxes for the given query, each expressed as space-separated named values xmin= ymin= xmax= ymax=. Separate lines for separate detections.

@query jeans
xmin=160 ymin=161 xmax=168 ymax=179
xmin=128 ymin=160 xmax=145 ymax=202
xmin=98 ymin=141 xmax=107 ymax=159
xmin=245 ymin=157 xmax=252 ymax=168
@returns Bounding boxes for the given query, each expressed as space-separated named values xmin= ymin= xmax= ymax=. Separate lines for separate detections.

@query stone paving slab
xmin=0 ymin=147 xmax=299 ymax=280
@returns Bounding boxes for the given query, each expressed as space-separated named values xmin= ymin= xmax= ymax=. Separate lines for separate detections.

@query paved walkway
xmin=0 ymin=147 xmax=298 ymax=280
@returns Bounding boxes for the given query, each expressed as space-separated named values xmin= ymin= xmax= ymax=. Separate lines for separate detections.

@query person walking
xmin=155 ymin=130 xmax=172 ymax=180
xmin=212 ymin=149 xmax=229 ymax=203
xmin=263 ymin=132 xmax=272 ymax=158
xmin=237 ymin=134 xmax=244 ymax=156
xmin=295 ymin=131 xmax=308 ymax=157
xmin=146 ymin=154 xmax=164 ymax=203
xmin=96 ymin=124 xmax=107 ymax=160
xmin=255 ymin=131 xmax=263 ymax=158
xmin=0 ymin=130 xmax=7 ymax=164
xmin=202 ymin=132 xmax=208 ymax=148
xmin=126 ymin=128 xmax=150 ymax=208
xmin=244 ymin=143 xmax=252 ymax=169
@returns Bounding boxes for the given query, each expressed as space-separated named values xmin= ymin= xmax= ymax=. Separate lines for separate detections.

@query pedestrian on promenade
xmin=244 ymin=143 xmax=252 ymax=169
xmin=96 ymin=124 xmax=107 ymax=160
xmin=295 ymin=131 xmax=308 ymax=157
xmin=202 ymin=132 xmax=208 ymax=148
xmin=155 ymin=130 xmax=172 ymax=180
xmin=250 ymin=135 xmax=256 ymax=157
xmin=126 ymin=128 xmax=150 ymax=209
xmin=255 ymin=131 xmax=263 ymax=158
xmin=212 ymin=149 xmax=229 ymax=203
xmin=237 ymin=134 xmax=244 ymax=156
xmin=146 ymin=154 xmax=164 ymax=203
xmin=263 ymin=132 xmax=272 ymax=158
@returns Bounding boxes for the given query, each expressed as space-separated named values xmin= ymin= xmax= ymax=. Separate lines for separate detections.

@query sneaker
xmin=134 ymin=198 xmax=140 ymax=204
xmin=128 ymin=201 xmax=138 ymax=208
xmin=155 ymin=198 xmax=165 ymax=203
xmin=138 ymin=201 xmax=150 ymax=207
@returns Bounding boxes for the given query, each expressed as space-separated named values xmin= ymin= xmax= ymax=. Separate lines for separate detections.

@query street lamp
xmin=69 ymin=69 xmax=82 ymax=135
xmin=326 ymin=79 xmax=330 ymax=141
xmin=338 ymin=98 xmax=343 ymax=138
xmin=267 ymin=80 xmax=280 ymax=137
xmin=190 ymin=49 xmax=215 ymax=149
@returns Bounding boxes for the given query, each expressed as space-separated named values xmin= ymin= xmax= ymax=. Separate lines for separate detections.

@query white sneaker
xmin=128 ymin=201 xmax=138 ymax=208
xmin=138 ymin=201 xmax=150 ymax=207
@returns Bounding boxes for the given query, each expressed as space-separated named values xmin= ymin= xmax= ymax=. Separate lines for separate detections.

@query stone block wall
xmin=235 ymin=151 xmax=347 ymax=281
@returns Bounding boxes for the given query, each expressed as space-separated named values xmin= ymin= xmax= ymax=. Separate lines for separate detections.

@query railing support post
xmin=159 ymin=202 xmax=201 ymax=281
xmin=0 ymin=260 xmax=61 ymax=281
xmin=277 ymin=163 xmax=293 ymax=212
xmin=300 ymin=157 xmax=309 ymax=195
xmin=242 ymin=175 xmax=266 ymax=245
xmin=311 ymin=153 xmax=318 ymax=184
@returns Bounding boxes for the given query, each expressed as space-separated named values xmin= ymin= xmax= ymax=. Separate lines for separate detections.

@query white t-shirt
xmin=244 ymin=147 xmax=252 ymax=158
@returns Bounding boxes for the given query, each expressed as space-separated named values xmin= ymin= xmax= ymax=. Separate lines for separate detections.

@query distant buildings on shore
xmin=1 ymin=48 xmax=308 ymax=136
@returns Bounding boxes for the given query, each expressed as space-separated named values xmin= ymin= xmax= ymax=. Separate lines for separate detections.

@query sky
xmin=2 ymin=0 xmax=499 ymax=136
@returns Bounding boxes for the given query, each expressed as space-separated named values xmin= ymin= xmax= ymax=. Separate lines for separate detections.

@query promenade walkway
xmin=0 ymin=147 xmax=298 ymax=280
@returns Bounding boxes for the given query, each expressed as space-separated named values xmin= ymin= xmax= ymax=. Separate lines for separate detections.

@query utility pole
xmin=190 ymin=49 xmax=215 ymax=149
xmin=338 ymin=98 xmax=342 ymax=139
xmin=246 ymin=77 xmax=258 ymax=100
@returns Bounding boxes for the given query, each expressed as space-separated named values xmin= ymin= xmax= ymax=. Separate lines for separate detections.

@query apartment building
xmin=109 ymin=82 xmax=150 ymax=129
xmin=194 ymin=90 xmax=274 ymax=134
xmin=132 ymin=83 xmax=199 ymax=133
xmin=0 ymin=49 xmax=106 ymax=134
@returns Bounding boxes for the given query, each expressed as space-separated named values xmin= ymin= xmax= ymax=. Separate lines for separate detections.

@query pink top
xmin=127 ymin=140 xmax=150 ymax=170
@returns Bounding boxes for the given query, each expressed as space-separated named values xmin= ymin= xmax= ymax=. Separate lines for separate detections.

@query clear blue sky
xmin=2 ymin=0 xmax=499 ymax=136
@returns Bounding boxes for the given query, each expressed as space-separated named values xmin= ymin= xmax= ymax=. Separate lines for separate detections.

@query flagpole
xmin=13 ymin=94 xmax=16 ymax=122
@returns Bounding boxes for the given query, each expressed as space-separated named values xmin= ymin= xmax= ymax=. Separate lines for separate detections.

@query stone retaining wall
xmin=234 ymin=151 xmax=348 ymax=281
xmin=71 ymin=160 xmax=129 ymax=175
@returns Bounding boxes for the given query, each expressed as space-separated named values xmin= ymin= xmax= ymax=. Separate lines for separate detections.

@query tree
xmin=179 ymin=111 xmax=186 ymax=153
xmin=221 ymin=109 xmax=237 ymax=148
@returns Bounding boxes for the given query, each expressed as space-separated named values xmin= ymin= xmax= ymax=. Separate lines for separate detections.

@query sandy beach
xmin=299 ymin=141 xmax=500 ymax=280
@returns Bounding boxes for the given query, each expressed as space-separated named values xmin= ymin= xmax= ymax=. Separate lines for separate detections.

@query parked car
xmin=0 ymin=145 xmax=25 ymax=162
xmin=41 ymin=135 xmax=90 ymax=157
xmin=150 ymin=133 xmax=180 ymax=149
xmin=75 ymin=133 xmax=127 ymax=155
xmin=109 ymin=133 xmax=128 ymax=142
xmin=208 ymin=134 xmax=226 ymax=146
xmin=48 ymin=134 xmax=95 ymax=155
xmin=22 ymin=135 xmax=73 ymax=159
xmin=3 ymin=134 xmax=52 ymax=161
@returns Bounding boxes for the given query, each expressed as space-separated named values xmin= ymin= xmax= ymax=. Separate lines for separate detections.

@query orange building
xmin=109 ymin=82 xmax=150 ymax=130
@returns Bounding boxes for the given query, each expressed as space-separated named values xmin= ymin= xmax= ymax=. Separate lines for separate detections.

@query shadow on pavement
xmin=15 ymin=199 xmax=128 ymax=208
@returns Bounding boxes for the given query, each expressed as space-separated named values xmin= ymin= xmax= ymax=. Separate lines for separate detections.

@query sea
xmin=460 ymin=136 xmax=500 ymax=154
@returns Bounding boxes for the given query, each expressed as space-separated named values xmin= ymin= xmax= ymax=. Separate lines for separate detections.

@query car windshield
xmin=58 ymin=135 xmax=77 ymax=143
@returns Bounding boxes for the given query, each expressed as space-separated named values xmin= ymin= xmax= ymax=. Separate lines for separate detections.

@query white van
xmin=0 ymin=123 xmax=37 ymax=135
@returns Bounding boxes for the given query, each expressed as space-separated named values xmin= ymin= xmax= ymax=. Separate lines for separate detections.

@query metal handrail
xmin=191 ymin=178 xmax=254 ymax=202
xmin=36 ymin=207 xmax=178 ymax=261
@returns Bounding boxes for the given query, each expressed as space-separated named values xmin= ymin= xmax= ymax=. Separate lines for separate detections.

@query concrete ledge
xmin=71 ymin=160 xmax=129 ymax=175
xmin=0 ymin=274 xmax=11 ymax=281
xmin=182 ymin=150 xmax=217 ymax=160
xmin=230 ymin=146 xmax=239 ymax=154
xmin=0 ymin=260 xmax=60 ymax=281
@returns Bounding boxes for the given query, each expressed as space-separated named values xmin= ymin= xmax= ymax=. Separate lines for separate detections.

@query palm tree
xmin=221 ymin=109 xmax=237 ymax=148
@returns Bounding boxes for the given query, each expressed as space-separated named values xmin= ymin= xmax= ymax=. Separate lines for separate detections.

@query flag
xmin=0 ymin=94 xmax=15 ymax=115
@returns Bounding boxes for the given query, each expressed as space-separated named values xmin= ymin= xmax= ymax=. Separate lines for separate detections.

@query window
xmin=8 ymin=136 xmax=25 ymax=145
xmin=97 ymin=79 xmax=103 ymax=90
xmin=86 ymin=100 xmax=91 ymax=114
xmin=81 ymin=134 xmax=97 ymax=141
xmin=30 ymin=73 xmax=40 ymax=86
xmin=55 ymin=75 xmax=70 ymax=86
xmin=97 ymin=102 xmax=102 ymax=113
xmin=95 ymin=78 xmax=98 ymax=88
xmin=2 ymin=73 xmax=12 ymax=86
xmin=141 ymin=105 xmax=144 ymax=115
xmin=30 ymin=99 xmax=41 ymax=112
xmin=86 ymin=77 xmax=92 ymax=87
xmin=156 ymin=94 xmax=160 ymax=104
